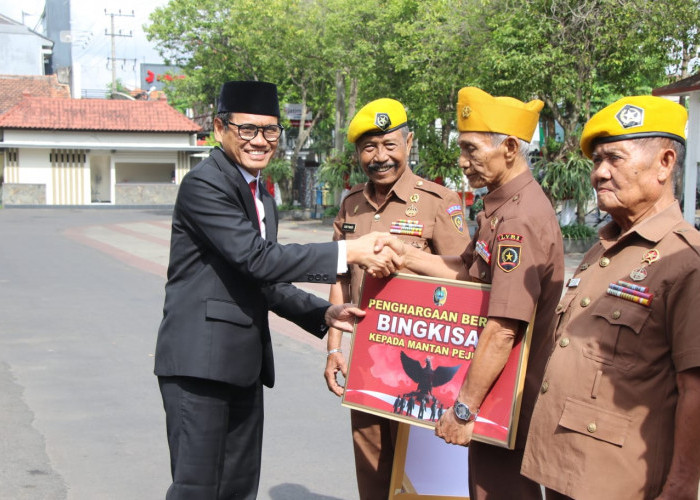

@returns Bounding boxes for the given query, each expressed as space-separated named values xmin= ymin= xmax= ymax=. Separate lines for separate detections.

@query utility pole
xmin=104 ymin=9 xmax=136 ymax=92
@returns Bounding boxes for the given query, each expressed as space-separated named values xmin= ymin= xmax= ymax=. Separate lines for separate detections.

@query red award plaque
xmin=342 ymin=273 xmax=532 ymax=449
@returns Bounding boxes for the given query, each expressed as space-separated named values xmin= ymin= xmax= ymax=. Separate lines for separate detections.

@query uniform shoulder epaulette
xmin=345 ymin=183 xmax=366 ymax=196
xmin=673 ymin=225 xmax=700 ymax=259
xmin=413 ymin=178 xmax=452 ymax=198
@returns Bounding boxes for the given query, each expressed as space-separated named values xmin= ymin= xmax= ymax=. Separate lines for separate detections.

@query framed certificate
xmin=341 ymin=273 xmax=532 ymax=449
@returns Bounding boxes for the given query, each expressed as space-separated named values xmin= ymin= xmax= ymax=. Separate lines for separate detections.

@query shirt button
xmin=612 ymin=310 xmax=621 ymax=320
xmin=559 ymin=337 xmax=570 ymax=347
xmin=580 ymin=297 xmax=591 ymax=307
xmin=599 ymin=257 xmax=610 ymax=267
xmin=541 ymin=381 xmax=549 ymax=393
xmin=416 ymin=180 xmax=423 ymax=186
xmin=555 ymin=303 xmax=564 ymax=313
xmin=512 ymin=194 xmax=520 ymax=202
xmin=480 ymin=271 xmax=486 ymax=279
xmin=374 ymin=214 xmax=381 ymax=221
xmin=580 ymin=263 xmax=589 ymax=271
xmin=587 ymin=423 xmax=597 ymax=433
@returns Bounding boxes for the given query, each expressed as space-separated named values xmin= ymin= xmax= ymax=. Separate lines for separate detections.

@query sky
xmin=0 ymin=0 xmax=170 ymax=91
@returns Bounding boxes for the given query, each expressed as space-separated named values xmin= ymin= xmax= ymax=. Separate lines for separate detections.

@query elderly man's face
xmin=356 ymin=128 xmax=412 ymax=190
xmin=214 ymin=112 xmax=279 ymax=176
xmin=590 ymin=140 xmax=668 ymax=223
xmin=458 ymin=132 xmax=509 ymax=191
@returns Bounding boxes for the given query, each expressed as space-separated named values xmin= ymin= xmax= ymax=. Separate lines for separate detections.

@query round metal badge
xmin=629 ymin=266 xmax=648 ymax=281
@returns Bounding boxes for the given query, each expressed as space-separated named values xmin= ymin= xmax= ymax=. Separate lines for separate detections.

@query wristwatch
xmin=453 ymin=401 xmax=478 ymax=422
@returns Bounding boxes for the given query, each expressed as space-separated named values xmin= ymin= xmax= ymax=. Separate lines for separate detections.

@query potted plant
xmin=560 ymin=223 xmax=598 ymax=253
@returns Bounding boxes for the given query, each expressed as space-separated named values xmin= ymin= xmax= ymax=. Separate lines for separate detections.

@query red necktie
xmin=249 ymin=180 xmax=261 ymax=228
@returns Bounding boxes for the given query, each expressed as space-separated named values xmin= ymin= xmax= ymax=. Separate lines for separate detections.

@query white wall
xmin=4 ymin=129 xmax=196 ymax=148
xmin=16 ymin=148 xmax=52 ymax=185
xmin=0 ymin=30 xmax=49 ymax=75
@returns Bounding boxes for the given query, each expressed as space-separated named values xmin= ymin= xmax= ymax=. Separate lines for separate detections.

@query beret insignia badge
xmin=615 ymin=104 xmax=644 ymax=129
xmin=375 ymin=112 xmax=391 ymax=130
xmin=461 ymin=106 xmax=472 ymax=119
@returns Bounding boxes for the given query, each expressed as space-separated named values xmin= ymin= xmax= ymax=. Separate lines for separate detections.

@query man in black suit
xmin=155 ymin=80 xmax=397 ymax=499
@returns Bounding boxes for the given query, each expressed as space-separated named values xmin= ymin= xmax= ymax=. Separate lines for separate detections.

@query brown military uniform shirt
xmin=333 ymin=168 xmax=470 ymax=302
xmin=522 ymin=202 xmax=700 ymax=499
xmin=460 ymin=170 xmax=564 ymax=448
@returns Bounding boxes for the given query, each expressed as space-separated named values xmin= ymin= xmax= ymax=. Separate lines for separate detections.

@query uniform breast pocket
xmin=584 ymin=296 xmax=651 ymax=370
xmin=402 ymin=235 xmax=429 ymax=251
xmin=468 ymin=255 xmax=491 ymax=283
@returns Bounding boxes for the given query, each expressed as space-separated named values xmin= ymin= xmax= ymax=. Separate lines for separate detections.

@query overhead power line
xmin=104 ymin=9 xmax=137 ymax=90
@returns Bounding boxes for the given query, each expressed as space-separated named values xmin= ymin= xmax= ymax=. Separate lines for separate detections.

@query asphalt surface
xmin=0 ymin=208 xmax=584 ymax=500
xmin=0 ymin=209 xmax=357 ymax=500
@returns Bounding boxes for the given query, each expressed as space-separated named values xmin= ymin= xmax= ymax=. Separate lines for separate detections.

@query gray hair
xmin=488 ymin=133 xmax=531 ymax=164
xmin=636 ymin=137 xmax=686 ymax=170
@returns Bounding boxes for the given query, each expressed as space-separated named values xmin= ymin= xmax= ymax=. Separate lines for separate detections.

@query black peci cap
xmin=217 ymin=81 xmax=280 ymax=117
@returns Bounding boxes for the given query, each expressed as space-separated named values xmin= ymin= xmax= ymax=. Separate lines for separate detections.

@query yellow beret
xmin=580 ymin=96 xmax=687 ymax=158
xmin=347 ymin=98 xmax=408 ymax=143
xmin=456 ymin=87 xmax=544 ymax=142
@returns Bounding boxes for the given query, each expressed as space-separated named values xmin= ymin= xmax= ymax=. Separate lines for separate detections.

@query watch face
xmin=454 ymin=402 xmax=470 ymax=420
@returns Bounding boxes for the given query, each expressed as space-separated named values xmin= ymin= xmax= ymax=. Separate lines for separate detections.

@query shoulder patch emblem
xmin=446 ymin=205 xmax=464 ymax=233
xmin=497 ymin=244 xmax=521 ymax=272
xmin=497 ymin=233 xmax=523 ymax=243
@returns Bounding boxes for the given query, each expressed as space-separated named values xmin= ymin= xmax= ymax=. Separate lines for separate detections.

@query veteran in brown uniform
xmin=522 ymin=96 xmax=700 ymax=500
xmin=323 ymin=98 xmax=470 ymax=500
xmin=383 ymin=87 xmax=565 ymax=499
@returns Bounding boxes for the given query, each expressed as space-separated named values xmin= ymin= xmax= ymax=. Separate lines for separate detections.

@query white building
xmin=0 ymin=14 xmax=53 ymax=76
xmin=0 ymin=96 xmax=209 ymax=205
xmin=653 ymin=75 xmax=700 ymax=226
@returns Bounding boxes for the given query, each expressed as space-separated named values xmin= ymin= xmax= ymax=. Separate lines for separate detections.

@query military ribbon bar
xmin=606 ymin=283 xmax=652 ymax=307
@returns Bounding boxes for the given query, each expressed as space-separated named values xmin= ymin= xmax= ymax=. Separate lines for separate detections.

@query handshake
xmin=345 ymin=232 xmax=407 ymax=278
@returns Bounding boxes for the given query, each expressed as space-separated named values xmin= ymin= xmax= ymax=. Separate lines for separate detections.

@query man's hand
xmin=324 ymin=303 xmax=365 ymax=333
xmin=324 ymin=351 xmax=347 ymax=397
xmin=435 ymin=406 xmax=474 ymax=446
xmin=346 ymin=232 xmax=403 ymax=277
xmin=374 ymin=234 xmax=406 ymax=258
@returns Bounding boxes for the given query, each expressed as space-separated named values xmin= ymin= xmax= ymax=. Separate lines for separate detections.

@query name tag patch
xmin=341 ymin=223 xmax=356 ymax=233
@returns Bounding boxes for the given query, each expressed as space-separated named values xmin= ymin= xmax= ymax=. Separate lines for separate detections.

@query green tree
xmin=470 ymin=0 xmax=670 ymax=158
xmin=656 ymin=0 xmax=700 ymax=83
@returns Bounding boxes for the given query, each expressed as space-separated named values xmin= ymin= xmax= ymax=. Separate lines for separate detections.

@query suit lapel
xmin=261 ymin=187 xmax=277 ymax=241
xmin=211 ymin=149 xmax=260 ymax=230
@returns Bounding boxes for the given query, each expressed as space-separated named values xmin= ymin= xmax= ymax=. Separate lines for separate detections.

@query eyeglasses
xmin=223 ymin=120 xmax=284 ymax=142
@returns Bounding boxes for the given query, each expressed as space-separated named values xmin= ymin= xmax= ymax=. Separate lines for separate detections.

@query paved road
xmin=0 ymin=209 xmax=356 ymax=500
xmin=0 ymin=208 xmax=584 ymax=500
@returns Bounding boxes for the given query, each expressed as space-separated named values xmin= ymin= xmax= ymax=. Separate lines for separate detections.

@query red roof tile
xmin=0 ymin=74 xmax=70 ymax=114
xmin=0 ymin=96 xmax=201 ymax=133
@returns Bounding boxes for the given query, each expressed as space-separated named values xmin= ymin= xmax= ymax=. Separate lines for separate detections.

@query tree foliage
xmin=469 ymin=0 xmax=671 ymax=158
xmin=145 ymin=0 xmax=699 ymax=200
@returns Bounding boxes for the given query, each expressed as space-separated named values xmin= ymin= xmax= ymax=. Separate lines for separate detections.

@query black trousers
xmin=158 ymin=376 xmax=264 ymax=500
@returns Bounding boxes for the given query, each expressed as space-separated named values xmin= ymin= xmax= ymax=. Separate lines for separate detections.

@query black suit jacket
xmin=155 ymin=148 xmax=338 ymax=388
